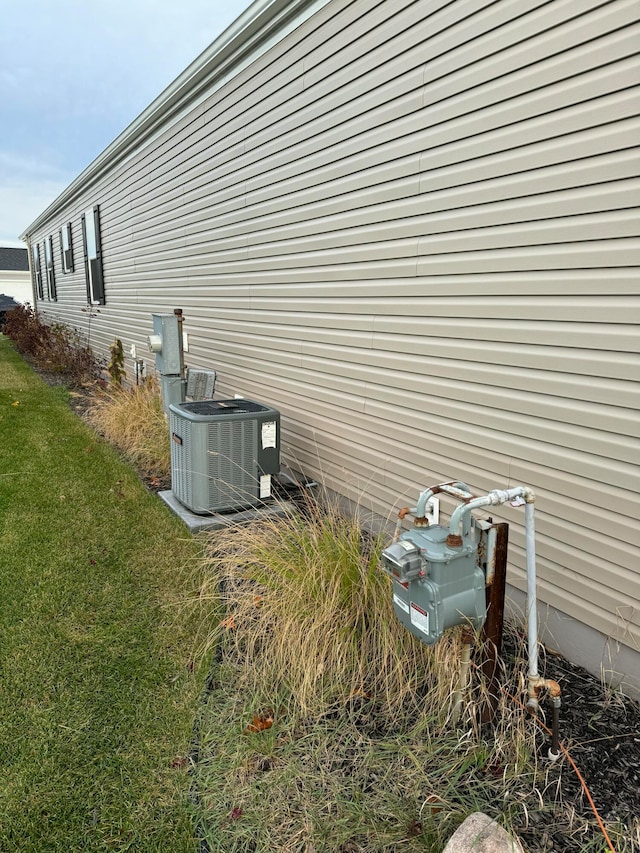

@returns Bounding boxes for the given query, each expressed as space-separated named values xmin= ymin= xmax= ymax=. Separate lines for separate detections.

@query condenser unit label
xmin=259 ymin=474 xmax=271 ymax=498
xmin=261 ymin=421 xmax=277 ymax=449
xmin=410 ymin=602 xmax=429 ymax=635
xmin=393 ymin=593 xmax=410 ymax=614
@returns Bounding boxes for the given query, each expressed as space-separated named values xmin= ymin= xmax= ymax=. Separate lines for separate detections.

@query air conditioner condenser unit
xmin=169 ymin=399 xmax=280 ymax=514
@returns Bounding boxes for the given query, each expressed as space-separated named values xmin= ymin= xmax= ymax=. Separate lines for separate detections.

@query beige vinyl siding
xmin=28 ymin=0 xmax=640 ymax=655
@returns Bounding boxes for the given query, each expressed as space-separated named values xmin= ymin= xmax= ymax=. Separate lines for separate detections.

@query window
xmin=59 ymin=222 xmax=74 ymax=273
xmin=45 ymin=236 xmax=57 ymax=301
xmin=81 ymin=205 xmax=105 ymax=305
xmin=33 ymin=243 xmax=43 ymax=300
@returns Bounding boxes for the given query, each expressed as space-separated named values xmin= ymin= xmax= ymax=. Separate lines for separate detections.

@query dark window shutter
xmin=66 ymin=222 xmax=74 ymax=272
xmin=91 ymin=206 xmax=105 ymax=305
xmin=59 ymin=229 xmax=64 ymax=272
xmin=47 ymin=236 xmax=57 ymax=301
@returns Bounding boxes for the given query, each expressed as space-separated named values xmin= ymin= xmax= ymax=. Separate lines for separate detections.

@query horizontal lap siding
xmin=30 ymin=0 xmax=640 ymax=651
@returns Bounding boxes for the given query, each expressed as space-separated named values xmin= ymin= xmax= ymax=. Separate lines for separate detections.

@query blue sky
xmin=0 ymin=0 xmax=249 ymax=246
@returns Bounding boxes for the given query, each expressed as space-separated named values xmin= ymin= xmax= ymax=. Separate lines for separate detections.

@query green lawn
xmin=0 ymin=337 xmax=207 ymax=852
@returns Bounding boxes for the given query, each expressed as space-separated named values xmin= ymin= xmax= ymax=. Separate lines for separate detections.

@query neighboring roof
xmin=0 ymin=293 xmax=20 ymax=311
xmin=0 ymin=247 xmax=29 ymax=272
xmin=20 ymin=0 xmax=331 ymax=241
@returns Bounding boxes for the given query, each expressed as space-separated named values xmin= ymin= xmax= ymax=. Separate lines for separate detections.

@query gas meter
xmin=380 ymin=521 xmax=486 ymax=645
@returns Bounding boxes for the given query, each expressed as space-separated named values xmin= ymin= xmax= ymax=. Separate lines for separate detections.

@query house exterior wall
xmin=22 ymin=0 xmax=640 ymax=689
xmin=0 ymin=269 xmax=32 ymax=304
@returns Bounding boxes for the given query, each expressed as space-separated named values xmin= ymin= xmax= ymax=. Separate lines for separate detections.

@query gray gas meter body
xmin=380 ymin=524 xmax=486 ymax=645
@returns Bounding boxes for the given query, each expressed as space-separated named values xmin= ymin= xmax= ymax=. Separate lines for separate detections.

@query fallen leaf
xmin=11 ymin=400 xmax=20 ymax=407
xmin=220 ymin=615 xmax=236 ymax=630
xmin=171 ymin=756 xmax=188 ymax=769
xmin=407 ymin=818 xmax=422 ymax=837
xmin=244 ymin=713 xmax=273 ymax=734
xmin=229 ymin=807 xmax=243 ymax=821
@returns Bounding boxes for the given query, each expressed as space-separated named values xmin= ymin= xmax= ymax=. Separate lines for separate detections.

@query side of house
xmin=21 ymin=0 xmax=640 ymax=693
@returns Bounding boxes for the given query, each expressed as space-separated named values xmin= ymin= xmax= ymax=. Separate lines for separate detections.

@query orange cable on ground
xmin=500 ymin=687 xmax=617 ymax=853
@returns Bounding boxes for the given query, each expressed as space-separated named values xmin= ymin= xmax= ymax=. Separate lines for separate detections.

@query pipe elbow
xmin=529 ymin=676 xmax=562 ymax=700
xmin=543 ymin=678 xmax=562 ymax=699
xmin=415 ymin=489 xmax=434 ymax=519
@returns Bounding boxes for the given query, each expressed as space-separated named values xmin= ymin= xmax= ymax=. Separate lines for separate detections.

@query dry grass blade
xmin=84 ymin=378 xmax=170 ymax=479
xmin=199 ymin=493 xmax=464 ymax=723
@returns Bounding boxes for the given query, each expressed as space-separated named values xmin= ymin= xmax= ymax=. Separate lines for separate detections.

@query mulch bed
xmin=501 ymin=634 xmax=639 ymax=851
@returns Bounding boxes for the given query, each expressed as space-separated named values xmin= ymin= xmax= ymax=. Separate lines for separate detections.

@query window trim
xmin=45 ymin=236 xmax=57 ymax=301
xmin=81 ymin=205 xmax=105 ymax=305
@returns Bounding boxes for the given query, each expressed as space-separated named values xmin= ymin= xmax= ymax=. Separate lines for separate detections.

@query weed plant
xmin=85 ymin=377 xmax=170 ymax=479
xmin=192 ymin=491 xmax=632 ymax=852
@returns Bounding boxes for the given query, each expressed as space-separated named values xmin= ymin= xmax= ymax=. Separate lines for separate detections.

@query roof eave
xmin=21 ymin=0 xmax=314 ymax=240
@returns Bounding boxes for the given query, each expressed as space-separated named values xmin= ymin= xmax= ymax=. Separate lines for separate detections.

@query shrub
xmin=2 ymin=303 xmax=47 ymax=356
xmin=3 ymin=304 xmax=102 ymax=386
xmin=108 ymin=337 xmax=126 ymax=385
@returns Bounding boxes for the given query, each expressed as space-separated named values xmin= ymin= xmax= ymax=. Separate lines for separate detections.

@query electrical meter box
xmin=380 ymin=525 xmax=486 ymax=645
xmin=148 ymin=313 xmax=182 ymax=375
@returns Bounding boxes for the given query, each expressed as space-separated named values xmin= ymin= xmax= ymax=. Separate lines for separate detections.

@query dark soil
xmin=502 ymin=633 xmax=640 ymax=852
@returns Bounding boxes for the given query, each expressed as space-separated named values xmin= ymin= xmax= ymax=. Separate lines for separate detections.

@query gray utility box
xmin=149 ymin=313 xmax=182 ymax=375
xmin=169 ymin=399 xmax=280 ymax=514
xmin=380 ymin=525 xmax=486 ymax=645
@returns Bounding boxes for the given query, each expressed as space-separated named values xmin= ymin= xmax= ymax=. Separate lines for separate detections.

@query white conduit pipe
xmin=440 ymin=485 xmax=541 ymax=708
xmin=525 ymin=497 xmax=540 ymax=709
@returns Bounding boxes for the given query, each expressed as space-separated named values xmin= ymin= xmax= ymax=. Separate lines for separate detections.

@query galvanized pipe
xmin=451 ymin=629 xmax=473 ymax=726
xmin=447 ymin=487 xmax=530 ymax=541
xmin=413 ymin=481 xmax=471 ymax=520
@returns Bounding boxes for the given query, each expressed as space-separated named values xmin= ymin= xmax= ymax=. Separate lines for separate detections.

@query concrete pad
xmin=158 ymin=490 xmax=296 ymax=534
xmin=443 ymin=812 xmax=526 ymax=853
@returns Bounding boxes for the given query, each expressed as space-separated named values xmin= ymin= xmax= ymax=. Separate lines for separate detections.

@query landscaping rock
xmin=443 ymin=812 xmax=526 ymax=853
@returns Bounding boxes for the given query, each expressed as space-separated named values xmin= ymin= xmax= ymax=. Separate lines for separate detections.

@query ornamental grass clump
xmin=199 ymin=491 xmax=464 ymax=723
xmin=85 ymin=377 xmax=170 ymax=479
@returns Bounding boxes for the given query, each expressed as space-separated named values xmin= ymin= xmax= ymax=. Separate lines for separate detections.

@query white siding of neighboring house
xmin=23 ymin=0 xmax=640 ymax=692
xmin=0 ymin=269 xmax=32 ymax=304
